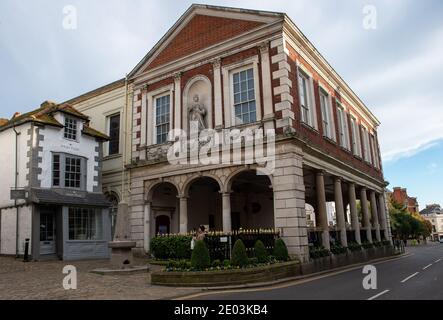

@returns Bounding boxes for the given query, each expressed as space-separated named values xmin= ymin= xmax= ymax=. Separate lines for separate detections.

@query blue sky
xmin=0 ymin=0 xmax=442 ymax=208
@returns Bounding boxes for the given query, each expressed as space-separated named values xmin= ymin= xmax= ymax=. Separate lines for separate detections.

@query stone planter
xmin=151 ymin=261 xmax=301 ymax=287
xmin=330 ymin=253 xmax=348 ymax=268
xmin=348 ymin=249 xmax=365 ymax=264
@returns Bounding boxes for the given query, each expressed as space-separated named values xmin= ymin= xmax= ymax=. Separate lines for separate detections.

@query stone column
xmin=360 ymin=187 xmax=373 ymax=243
xmin=143 ymin=201 xmax=151 ymax=253
xmin=348 ymin=182 xmax=361 ymax=244
xmin=334 ymin=177 xmax=347 ymax=247
xmin=370 ymin=190 xmax=381 ymax=242
xmin=179 ymin=196 xmax=188 ymax=234
xmin=316 ymin=171 xmax=330 ymax=250
xmin=273 ymin=144 xmax=309 ymax=262
xmin=221 ymin=192 xmax=232 ymax=233
xmin=378 ymin=193 xmax=390 ymax=242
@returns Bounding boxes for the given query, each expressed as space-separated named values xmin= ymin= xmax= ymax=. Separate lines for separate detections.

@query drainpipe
xmin=13 ymin=124 xmax=20 ymax=257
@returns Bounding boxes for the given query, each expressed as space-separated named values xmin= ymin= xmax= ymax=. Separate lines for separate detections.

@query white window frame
xmin=319 ymin=88 xmax=335 ymax=140
xmin=232 ymin=66 xmax=257 ymax=126
xmin=153 ymin=93 xmax=171 ymax=145
xmin=52 ymin=152 xmax=87 ymax=190
xmin=370 ymin=133 xmax=380 ymax=169
xmin=222 ymin=56 xmax=262 ymax=128
xmin=297 ymin=65 xmax=318 ymax=130
xmin=350 ymin=115 xmax=362 ymax=157
xmin=361 ymin=125 xmax=372 ymax=164
xmin=64 ymin=116 xmax=78 ymax=142
xmin=146 ymin=84 xmax=174 ymax=146
xmin=336 ymin=102 xmax=350 ymax=150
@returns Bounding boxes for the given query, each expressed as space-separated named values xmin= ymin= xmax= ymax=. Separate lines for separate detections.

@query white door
xmin=40 ymin=211 xmax=56 ymax=255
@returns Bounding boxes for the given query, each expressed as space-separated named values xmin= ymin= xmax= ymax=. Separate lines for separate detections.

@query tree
xmin=389 ymin=198 xmax=430 ymax=240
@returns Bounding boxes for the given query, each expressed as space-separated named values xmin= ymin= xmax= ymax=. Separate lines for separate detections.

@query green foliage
xmin=211 ymin=259 xmax=221 ymax=267
xmin=273 ymin=238 xmax=289 ymax=261
xmin=309 ymin=246 xmax=330 ymax=259
xmin=362 ymin=241 xmax=374 ymax=249
xmin=330 ymin=244 xmax=348 ymax=255
xmin=254 ymin=240 xmax=269 ymax=263
xmin=190 ymin=240 xmax=210 ymax=270
xmin=373 ymin=241 xmax=384 ymax=247
xmin=249 ymin=257 xmax=258 ymax=265
xmin=166 ymin=259 xmax=191 ymax=271
xmin=389 ymin=199 xmax=430 ymax=240
xmin=223 ymin=259 xmax=230 ymax=267
xmin=231 ymin=239 xmax=249 ymax=267
xmin=348 ymin=242 xmax=362 ymax=252
xmin=382 ymin=240 xmax=392 ymax=246
xmin=150 ymin=235 xmax=192 ymax=260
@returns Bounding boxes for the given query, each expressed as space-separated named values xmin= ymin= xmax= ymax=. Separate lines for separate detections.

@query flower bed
xmin=151 ymin=260 xmax=301 ymax=287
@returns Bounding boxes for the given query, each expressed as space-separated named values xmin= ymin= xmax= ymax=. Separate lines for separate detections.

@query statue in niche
xmin=189 ymin=94 xmax=206 ymax=132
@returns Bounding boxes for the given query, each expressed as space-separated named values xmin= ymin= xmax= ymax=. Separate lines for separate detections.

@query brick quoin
xmin=284 ymin=42 xmax=382 ymax=180
xmin=145 ymin=15 xmax=265 ymax=71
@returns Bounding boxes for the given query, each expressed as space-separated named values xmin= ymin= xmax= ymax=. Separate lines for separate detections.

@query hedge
xmin=150 ymin=235 xmax=192 ymax=260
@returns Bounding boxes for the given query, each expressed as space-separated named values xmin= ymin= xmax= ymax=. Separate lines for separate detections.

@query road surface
xmin=185 ymin=243 xmax=443 ymax=300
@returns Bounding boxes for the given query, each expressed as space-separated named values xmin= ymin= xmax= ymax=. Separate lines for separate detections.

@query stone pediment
xmin=129 ymin=4 xmax=283 ymax=77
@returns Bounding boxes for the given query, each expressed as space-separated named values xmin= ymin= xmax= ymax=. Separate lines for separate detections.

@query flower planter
xmin=151 ymin=261 xmax=301 ymax=287
xmin=330 ymin=252 xmax=348 ymax=268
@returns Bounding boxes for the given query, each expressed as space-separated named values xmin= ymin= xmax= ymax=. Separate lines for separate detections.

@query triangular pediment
xmin=130 ymin=4 xmax=283 ymax=77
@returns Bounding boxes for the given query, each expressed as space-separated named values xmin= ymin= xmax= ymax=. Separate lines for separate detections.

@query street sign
xmin=220 ymin=236 xmax=228 ymax=243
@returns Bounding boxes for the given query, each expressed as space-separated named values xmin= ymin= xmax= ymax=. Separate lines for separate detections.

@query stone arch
xmin=224 ymin=166 xmax=273 ymax=193
xmin=227 ymin=167 xmax=275 ymax=230
xmin=182 ymin=75 xmax=213 ymax=132
xmin=182 ymin=173 xmax=223 ymax=197
xmin=145 ymin=179 xmax=180 ymax=202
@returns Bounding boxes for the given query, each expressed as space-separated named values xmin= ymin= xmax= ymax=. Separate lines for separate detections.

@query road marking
xmin=423 ymin=264 xmax=432 ymax=270
xmin=368 ymin=289 xmax=390 ymax=300
xmin=435 ymin=258 xmax=442 ymax=263
xmin=401 ymin=272 xmax=419 ymax=283
xmin=176 ymin=254 xmax=413 ymax=300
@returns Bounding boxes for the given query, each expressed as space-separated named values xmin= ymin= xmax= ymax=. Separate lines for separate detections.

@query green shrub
xmin=348 ymin=242 xmax=362 ymax=252
xmin=309 ymin=246 xmax=330 ymax=259
xmin=330 ymin=244 xmax=348 ymax=255
xmin=249 ymin=257 xmax=258 ymax=265
xmin=150 ymin=235 xmax=192 ymax=260
xmin=223 ymin=259 xmax=230 ymax=267
xmin=382 ymin=240 xmax=391 ymax=246
xmin=212 ymin=259 xmax=221 ymax=267
xmin=373 ymin=241 xmax=383 ymax=247
xmin=254 ymin=240 xmax=269 ymax=263
xmin=231 ymin=239 xmax=249 ymax=267
xmin=190 ymin=240 xmax=210 ymax=270
xmin=362 ymin=241 xmax=374 ymax=249
xmin=273 ymin=238 xmax=289 ymax=261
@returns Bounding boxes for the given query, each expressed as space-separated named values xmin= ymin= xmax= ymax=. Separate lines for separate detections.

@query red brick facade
xmin=144 ymin=14 xmax=264 ymax=71
xmin=280 ymin=42 xmax=383 ymax=180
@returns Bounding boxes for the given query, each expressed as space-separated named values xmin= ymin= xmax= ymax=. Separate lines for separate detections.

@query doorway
xmin=40 ymin=209 xmax=56 ymax=255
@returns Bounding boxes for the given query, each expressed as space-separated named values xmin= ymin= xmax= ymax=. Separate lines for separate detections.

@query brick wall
xmin=144 ymin=15 xmax=264 ymax=71
xmin=280 ymin=41 xmax=383 ymax=180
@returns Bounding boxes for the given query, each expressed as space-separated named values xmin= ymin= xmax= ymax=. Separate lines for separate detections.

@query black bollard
xmin=23 ymin=238 xmax=30 ymax=262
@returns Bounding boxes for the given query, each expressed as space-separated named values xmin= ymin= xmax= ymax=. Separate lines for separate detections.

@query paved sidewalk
xmin=0 ymin=257 xmax=200 ymax=300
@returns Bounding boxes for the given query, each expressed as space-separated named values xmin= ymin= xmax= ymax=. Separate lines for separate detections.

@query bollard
xmin=23 ymin=238 xmax=30 ymax=262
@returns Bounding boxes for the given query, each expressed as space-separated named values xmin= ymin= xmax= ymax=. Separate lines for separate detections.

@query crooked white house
xmin=0 ymin=102 xmax=112 ymax=260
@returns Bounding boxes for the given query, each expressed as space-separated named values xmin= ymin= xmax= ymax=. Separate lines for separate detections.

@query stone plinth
xmin=108 ymin=241 xmax=137 ymax=269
